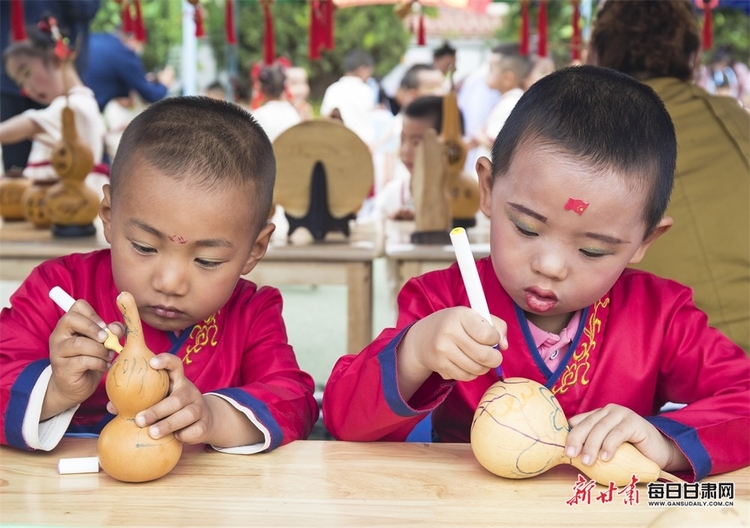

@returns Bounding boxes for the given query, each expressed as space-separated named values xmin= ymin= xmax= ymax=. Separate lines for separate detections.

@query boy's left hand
xmin=565 ymin=404 xmax=688 ymax=472
xmin=107 ymin=354 xmax=215 ymax=444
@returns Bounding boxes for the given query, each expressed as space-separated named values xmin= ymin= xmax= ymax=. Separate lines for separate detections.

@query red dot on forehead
xmin=564 ymin=198 xmax=589 ymax=215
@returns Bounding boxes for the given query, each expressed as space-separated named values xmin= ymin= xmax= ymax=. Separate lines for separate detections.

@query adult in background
xmin=320 ymin=49 xmax=377 ymax=145
xmin=0 ymin=0 xmax=100 ymax=171
xmin=590 ymin=0 xmax=750 ymax=352
xmin=81 ymin=29 xmax=173 ymax=111
xmin=432 ymin=40 xmax=456 ymax=77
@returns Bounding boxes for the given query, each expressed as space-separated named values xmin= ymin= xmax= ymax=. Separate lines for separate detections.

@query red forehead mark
xmin=564 ymin=198 xmax=589 ymax=216
xmin=168 ymin=235 xmax=187 ymax=244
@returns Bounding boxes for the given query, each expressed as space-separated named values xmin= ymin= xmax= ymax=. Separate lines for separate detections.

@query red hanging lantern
xmin=309 ymin=0 xmax=324 ymax=60
xmin=570 ymin=0 xmax=581 ymax=61
xmin=10 ymin=0 xmax=27 ymax=42
xmin=696 ymin=0 xmax=720 ymax=51
xmin=537 ymin=0 xmax=548 ymax=57
xmin=226 ymin=0 xmax=237 ymax=45
xmin=133 ymin=0 xmax=147 ymax=42
xmin=322 ymin=0 xmax=335 ymax=51
xmin=519 ymin=0 xmax=530 ymax=56
xmin=187 ymin=0 xmax=205 ymax=38
xmin=261 ymin=0 xmax=275 ymax=66
xmin=119 ymin=0 xmax=134 ymax=34
xmin=416 ymin=6 xmax=426 ymax=46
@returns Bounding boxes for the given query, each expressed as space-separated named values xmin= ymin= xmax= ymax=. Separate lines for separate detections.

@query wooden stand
xmin=273 ymin=120 xmax=373 ymax=242
xmin=411 ymin=129 xmax=452 ymax=245
xmin=286 ymin=161 xmax=354 ymax=240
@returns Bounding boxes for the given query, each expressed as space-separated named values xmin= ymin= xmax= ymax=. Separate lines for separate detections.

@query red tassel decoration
xmin=121 ymin=1 xmax=134 ymax=34
xmin=323 ymin=0 xmax=335 ymax=50
xmin=226 ymin=0 xmax=237 ymax=45
xmin=570 ymin=0 xmax=581 ymax=61
xmin=519 ymin=0 xmax=529 ymax=56
xmin=194 ymin=7 xmax=205 ymax=38
xmin=133 ymin=0 xmax=146 ymax=42
xmin=10 ymin=0 xmax=27 ymax=42
xmin=262 ymin=1 xmax=275 ymax=66
xmin=537 ymin=0 xmax=547 ymax=57
xmin=309 ymin=1 xmax=322 ymax=60
xmin=416 ymin=11 xmax=425 ymax=46
xmin=697 ymin=0 xmax=719 ymax=51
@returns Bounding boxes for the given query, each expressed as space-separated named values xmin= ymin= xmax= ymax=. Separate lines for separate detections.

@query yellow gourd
xmin=471 ymin=378 xmax=683 ymax=486
xmin=98 ymin=292 xmax=182 ymax=483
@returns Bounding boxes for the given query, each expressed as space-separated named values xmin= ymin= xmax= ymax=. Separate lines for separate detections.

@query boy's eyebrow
xmin=584 ymin=232 xmax=628 ymax=245
xmin=508 ymin=203 xmax=547 ymax=223
xmin=127 ymin=220 xmax=235 ymax=248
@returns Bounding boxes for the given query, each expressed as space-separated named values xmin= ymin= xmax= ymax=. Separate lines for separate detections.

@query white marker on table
xmin=449 ymin=227 xmax=503 ymax=378
xmin=49 ymin=286 xmax=123 ymax=353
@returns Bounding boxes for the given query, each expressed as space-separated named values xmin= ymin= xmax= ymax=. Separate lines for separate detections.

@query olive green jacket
xmin=634 ymin=77 xmax=749 ymax=352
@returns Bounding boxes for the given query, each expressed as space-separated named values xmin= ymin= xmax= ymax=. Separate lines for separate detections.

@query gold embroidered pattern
xmin=184 ymin=312 xmax=219 ymax=364
xmin=552 ymin=297 xmax=610 ymax=395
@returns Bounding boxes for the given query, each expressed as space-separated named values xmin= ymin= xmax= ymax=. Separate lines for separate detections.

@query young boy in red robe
xmin=1 ymin=97 xmax=318 ymax=453
xmin=323 ymin=66 xmax=750 ymax=481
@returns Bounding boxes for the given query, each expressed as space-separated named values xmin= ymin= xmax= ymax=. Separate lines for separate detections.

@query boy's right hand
xmin=44 ymin=300 xmax=124 ymax=420
xmin=397 ymin=307 xmax=507 ymax=401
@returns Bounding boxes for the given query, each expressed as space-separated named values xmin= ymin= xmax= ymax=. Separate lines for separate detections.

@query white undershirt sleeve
xmin=22 ymin=365 xmax=79 ymax=451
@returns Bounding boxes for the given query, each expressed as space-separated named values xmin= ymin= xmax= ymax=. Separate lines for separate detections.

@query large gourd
xmin=471 ymin=378 xmax=683 ymax=486
xmin=98 ymin=292 xmax=182 ymax=482
xmin=440 ymin=90 xmax=479 ymax=224
xmin=44 ymin=106 xmax=100 ymax=234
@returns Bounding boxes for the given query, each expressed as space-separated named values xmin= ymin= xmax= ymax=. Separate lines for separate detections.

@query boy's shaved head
xmin=490 ymin=66 xmax=676 ymax=238
xmin=110 ymin=96 xmax=276 ymax=229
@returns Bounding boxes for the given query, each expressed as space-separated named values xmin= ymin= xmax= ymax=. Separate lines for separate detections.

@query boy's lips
xmin=523 ymin=287 xmax=558 ymax=313
xmin=150 ymin=305 xmax=185 ymax=319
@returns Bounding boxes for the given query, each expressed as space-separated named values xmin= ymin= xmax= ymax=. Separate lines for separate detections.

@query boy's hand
xmin=566 ymin=404 xmax=689 ymax=472
xmin=129 ymin=354 xmax=215 ymax=444
xmin=397 ymin=307 xmax=507 ymax=401
xmin=45 ymin=301 xmax=124 ymax=419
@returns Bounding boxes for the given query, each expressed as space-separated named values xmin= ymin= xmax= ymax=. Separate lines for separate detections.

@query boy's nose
xmin=152 ymin=260 xmax=190 ymax=297
xmin=531 ymin=251 xmax=568 ymax=282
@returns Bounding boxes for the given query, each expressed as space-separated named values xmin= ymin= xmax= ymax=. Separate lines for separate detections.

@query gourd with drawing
xmin=470 ymin=378 xmax=679 ymax=487
xmin=20 ymin=179 xmax=56 ymax=228
xmin=98 ymin=292 xmax=182 ymax=483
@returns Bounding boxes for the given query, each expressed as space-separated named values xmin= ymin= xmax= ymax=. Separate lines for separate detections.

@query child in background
xmin=0 ymin=17 xmax=106 ymax=195
xmin=284 ymin=66 xmax=313 ymax=121
xmin=0 ymin=97 xmax=318 ymax=453
xmin=251 ymin=65 xmax=301 ymax=143
xmin=324 ymin=66 xmax=750 ymax=481
xmin=466 ymin=43 xmax=531 ymax=159
xmin=374 ymin=95 xmax=453 ymax=221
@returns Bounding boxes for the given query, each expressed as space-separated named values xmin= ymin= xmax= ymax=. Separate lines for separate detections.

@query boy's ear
xmin=240 ymin=222 xmax=276 ymax=276
xmin=629 ymin=216 xmax=673 ymax=264
xmin=477 ymin=156 xmax=493 ymax=218
xmin=99 ymin=184 xmax=113 ymax=245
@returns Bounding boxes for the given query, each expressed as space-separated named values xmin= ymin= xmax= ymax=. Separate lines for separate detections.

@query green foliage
xmin=90 ymin=0 xmax=182 ymax=74
xmin=702 ymin=8 xmax=750 ymax=62
xmin=493 ymin=1 xmax=577 ymax=67
xmin=92 ymin=0 xmax=410 ymax=100
xmin=203 ymin=1 xmax=411 ymax=99
xmin=493 ymin=1 xmax=749 ymax=67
